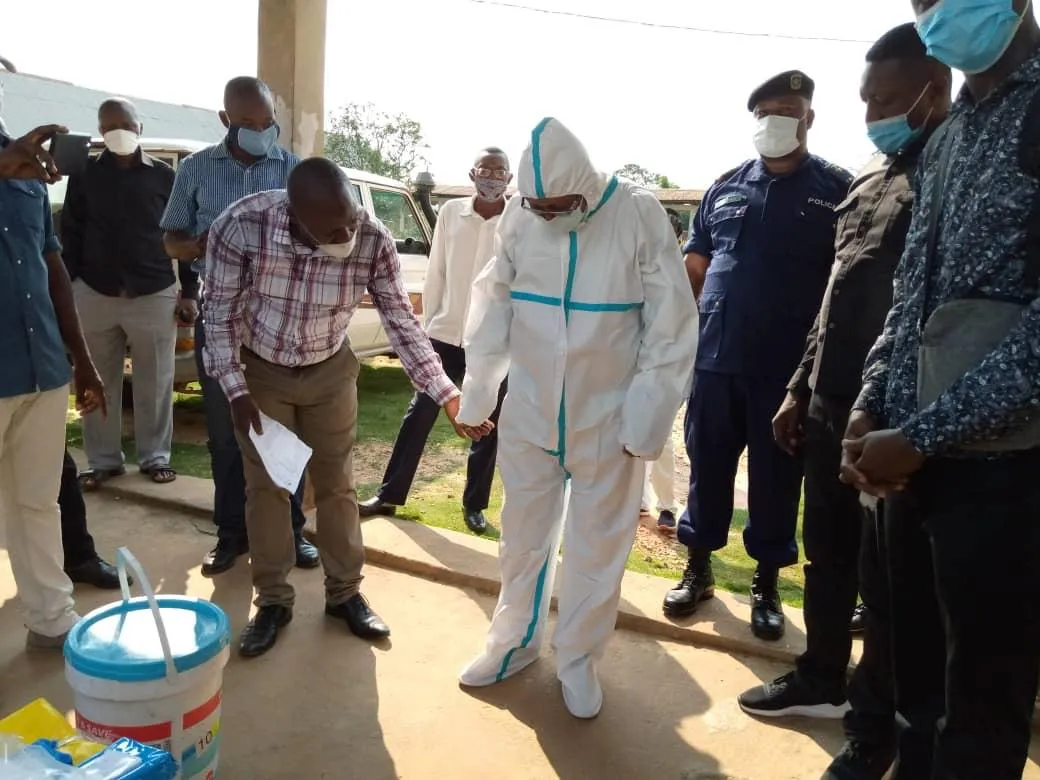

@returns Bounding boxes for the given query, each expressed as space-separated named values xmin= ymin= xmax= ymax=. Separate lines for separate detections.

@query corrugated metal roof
xmin=431 ymin=184 xmax=705 ymax=204
xmin=0 ymin=71 xmax=225 ymax=142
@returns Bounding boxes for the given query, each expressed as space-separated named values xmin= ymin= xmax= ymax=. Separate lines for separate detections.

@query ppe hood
xmin=518 ymin=117 xmax=609 ymax=209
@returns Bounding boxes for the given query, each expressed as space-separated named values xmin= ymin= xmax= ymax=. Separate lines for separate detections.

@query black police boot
xmin=750 ymin=564 xmax=785 ymax=641
xmin=662 ymin=550 xmax=715 ymax=617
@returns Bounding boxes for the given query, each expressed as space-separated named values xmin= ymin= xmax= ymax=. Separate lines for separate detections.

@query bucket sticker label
xmin=76 ymin=689 xmax=223 ymax=780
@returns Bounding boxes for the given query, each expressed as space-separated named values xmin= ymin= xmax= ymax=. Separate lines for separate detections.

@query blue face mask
xmin=916 ymin=0 xmax=1029 ymax=75
xmin=231 ymin=123 xmax=279 ymax=157
xmin=866 ymin=86 xmax=932 ymax=154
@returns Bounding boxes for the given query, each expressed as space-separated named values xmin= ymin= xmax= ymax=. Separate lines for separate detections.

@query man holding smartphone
xmin=0 ymin=121 xmax=106 ymax=648
xmin=62 ymin=98 xmax=186 ymax=489
xmin=161 ymin=77 xmax=316 ymax=577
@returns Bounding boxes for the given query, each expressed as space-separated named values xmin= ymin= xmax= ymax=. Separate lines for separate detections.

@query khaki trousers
xmin=0 ymin=385 xmax=78 ymax=636
xmin=235 ymin=345 xmax=362 ymax=608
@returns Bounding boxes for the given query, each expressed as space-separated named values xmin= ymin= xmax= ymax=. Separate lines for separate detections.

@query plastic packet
xmin=0 ymin=742 xmax=88 ymax=778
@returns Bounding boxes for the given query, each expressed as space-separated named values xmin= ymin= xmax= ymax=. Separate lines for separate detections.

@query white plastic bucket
xmin=64 ymin=548 xmax=231 ymax=780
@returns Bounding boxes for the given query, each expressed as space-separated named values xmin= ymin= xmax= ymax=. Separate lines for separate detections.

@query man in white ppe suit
xmin=455 ymin=117 xmax=698 ymax=719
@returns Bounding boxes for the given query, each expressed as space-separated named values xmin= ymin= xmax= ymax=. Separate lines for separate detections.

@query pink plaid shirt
xmin=202 ymin=189 xmax=458 ymax=404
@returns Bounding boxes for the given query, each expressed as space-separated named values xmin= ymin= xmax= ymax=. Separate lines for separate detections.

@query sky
xmin=1 ymin=0 xmax=961 ymax=190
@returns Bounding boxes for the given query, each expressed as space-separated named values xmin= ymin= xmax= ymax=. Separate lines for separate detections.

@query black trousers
xmin=797 ymin=394 xmax=895 ymax=743
xmin=60 ymin=448 xmax=99 ymax=569
xmin=886 ymin=448 xmax=1040 ymax=780
xmin=377 ymin=339 xmax=506 ymax=510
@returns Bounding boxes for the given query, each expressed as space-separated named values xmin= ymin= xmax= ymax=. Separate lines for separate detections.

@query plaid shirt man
xmin=202 ymin=189 xmax=457 ymax=404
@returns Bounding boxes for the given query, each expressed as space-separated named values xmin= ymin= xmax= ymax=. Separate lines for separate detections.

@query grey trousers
xmin=73 ymin=279 xmax=177 ymax=471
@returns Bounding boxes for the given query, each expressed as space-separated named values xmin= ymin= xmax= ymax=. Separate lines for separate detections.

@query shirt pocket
xmin=881 ymin=191 xmax=914 ymax=248
xmin=707 ymin=204 xmax=747 ymax=254
xmin=5 ymin=180 xmax=46 ymax=241
xmin=696 ymin=289 xmax=726 ymax=361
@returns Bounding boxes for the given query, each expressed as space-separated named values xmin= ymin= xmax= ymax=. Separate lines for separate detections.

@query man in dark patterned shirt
xmin=842 ymin=2 xmax=1040 ymax=778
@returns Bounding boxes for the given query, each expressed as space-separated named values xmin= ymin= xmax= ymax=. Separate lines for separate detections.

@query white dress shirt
xmin=422 ymin=195 xmax=502 ymax=346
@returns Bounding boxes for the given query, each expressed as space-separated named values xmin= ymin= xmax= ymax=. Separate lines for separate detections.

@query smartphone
xmin=48 ymin=133 xmax=92 ymax=177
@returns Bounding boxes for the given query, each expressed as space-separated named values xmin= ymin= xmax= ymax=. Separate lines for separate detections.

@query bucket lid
xmin=64 ymin=596 xmax=231 ymax=683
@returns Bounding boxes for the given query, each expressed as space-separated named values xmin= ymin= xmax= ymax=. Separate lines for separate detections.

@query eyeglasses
xmin=520 ymin=197 xmax=582 ymax=217
xmin=473 ymin=167 xmax=510 ymax=180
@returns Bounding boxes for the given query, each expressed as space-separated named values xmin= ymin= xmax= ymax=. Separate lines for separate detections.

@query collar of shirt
xmin=952 ymin=47 xmax=1040 ymax=113
xmin=746 ymin=153 xmax=815 ymax=183
xmin=456 ymin=195 xmax=507 ymax=219
xmin=97 ymin=147 xmax=155 ymax=168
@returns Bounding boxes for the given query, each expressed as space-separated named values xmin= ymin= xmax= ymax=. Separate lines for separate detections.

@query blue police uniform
xmin=677 ymin=154 xmax=852 ymax=565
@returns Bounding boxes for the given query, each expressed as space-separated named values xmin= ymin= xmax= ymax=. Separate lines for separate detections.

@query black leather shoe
xmin=295 ymin=537 xmax=320 ymax=569
xmin=822 ymin=739 xmax=896 ymax=780
xmin=750 ymin=565 xmax=785 ymax=641
xmin=201 ymin=539 xmax=248 ymax=577
xmin=463 ymin=508 xmax=488 ymax=535
xmin=66 ymin=557 xmax=124 ymax=590
xmin=239 ymin=605 xmax=293 ymax=658
xmin=325 ymin=594 xmax=391 ymax=639
xmin=850 ymin=603 xmax=868 ymax=634
xmin=662 ymin=552 xmax=715 ymax=617
xmin=358 ymin=497 xmax=397 ymax=518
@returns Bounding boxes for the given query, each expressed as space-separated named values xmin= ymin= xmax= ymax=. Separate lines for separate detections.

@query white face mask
xmin=753 ymin=115 xmax=802 ymax=159
xmin=546 ymin=208 xmax=587 ymax=234
xmin=317 ymin=234 xmax=357 ymax=259
xmin=103 ymin=129 xmax=140 ymax=156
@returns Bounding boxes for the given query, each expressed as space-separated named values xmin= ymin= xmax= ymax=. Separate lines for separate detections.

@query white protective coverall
xmin=455 ymin=117 xmax=698 ymax=718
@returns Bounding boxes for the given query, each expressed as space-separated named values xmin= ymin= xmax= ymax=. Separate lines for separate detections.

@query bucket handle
xmin=117 ymin=547 xmax=178 ymax=684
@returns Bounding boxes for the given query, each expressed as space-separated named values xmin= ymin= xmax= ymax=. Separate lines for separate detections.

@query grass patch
xmin=75 ymin=359 xmax=807 ymax=605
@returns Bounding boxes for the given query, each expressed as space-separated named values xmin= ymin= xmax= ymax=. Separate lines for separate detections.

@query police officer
xmin=663 ymin=70 xmax=852 ymax=641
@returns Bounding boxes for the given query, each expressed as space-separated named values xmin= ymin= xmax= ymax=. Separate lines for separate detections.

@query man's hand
xmin=839 ymin=410 xmax=879 ymax=492
xmin=174 ymin=298 xmax=199 ymax=324
xmin=773 ymin=392 xmax=808 ymax=455
xmin=195 ymin=230 xmax=209 ymax=258
xmin=230 ymin=395 xmax=263 ymax=438
xmin=73 ymin=361 xmax=106 ymax=417
xmin=847 ymin=429 xmax=924 ymax=494
xmin=443 ymin=395 xmax=494 ymax=441
xmin=0 ymin=125 xmax=67 ymax=183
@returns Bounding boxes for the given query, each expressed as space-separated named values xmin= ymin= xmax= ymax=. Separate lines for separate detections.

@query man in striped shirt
xmin=161 ymin=77 xmax=318 ymax=577
xmin=204 ymin=159 xmax=488 ymax=658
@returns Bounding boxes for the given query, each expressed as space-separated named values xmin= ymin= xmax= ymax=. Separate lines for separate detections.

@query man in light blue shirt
xmin=161 ymin=77 xmax=316 ymax=576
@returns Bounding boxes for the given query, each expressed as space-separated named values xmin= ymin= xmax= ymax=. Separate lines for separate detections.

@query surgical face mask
xmin=473 ymin=176 xmax=508 ymax=202
xmin=232 ymin=123 xmax=279 ymax=157
xmin=866 ymin=86 xmax=933 ymax=154
xmin=916 ymin=0 xmax=1030 ymax=74
xmin=317 ymin=235 xmax=357 ymax=259
xmin=546 ymin=208 xmax=587 ymax=234
xmin=753 ymin=115 xmax=802 ymax=159
xmin=103 ymin=129 xmax=140 ymax=156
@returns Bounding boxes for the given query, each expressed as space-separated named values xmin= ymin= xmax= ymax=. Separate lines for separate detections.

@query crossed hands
xmin=443 ymin=396 xmax=494 ymax=441
xmin=838 ymin=410 xmax=925 ymax=498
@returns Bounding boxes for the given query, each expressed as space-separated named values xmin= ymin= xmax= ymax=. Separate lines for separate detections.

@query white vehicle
xmin=47 ymin=138 xmax=433 ymax=389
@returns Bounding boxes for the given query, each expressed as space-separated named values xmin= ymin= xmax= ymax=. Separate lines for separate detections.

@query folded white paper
xmin=248 ymin=412 xmax=312 ymax=492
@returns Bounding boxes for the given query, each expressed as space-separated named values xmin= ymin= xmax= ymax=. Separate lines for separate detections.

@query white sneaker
xmin=459 ymin=645 xmax=541 ymax=687
xmin=559 ymin=658 xmax=603 ymax=719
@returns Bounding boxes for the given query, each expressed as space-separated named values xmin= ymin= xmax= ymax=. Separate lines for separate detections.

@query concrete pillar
xmin=257 ymin=0 xmax=326 ymax=158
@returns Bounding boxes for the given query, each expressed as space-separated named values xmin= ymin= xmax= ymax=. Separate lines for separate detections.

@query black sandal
xmin=78 ymin=466 xmax=127 ymax=491
xmin=141 ymin=465 xmax=177 ymax=484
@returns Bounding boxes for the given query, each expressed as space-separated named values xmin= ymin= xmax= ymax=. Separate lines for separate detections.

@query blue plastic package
xmin=79 ymin=739 xmax=177 ymax=780
xmin=30 ymin=739 xmax=75 ymax=765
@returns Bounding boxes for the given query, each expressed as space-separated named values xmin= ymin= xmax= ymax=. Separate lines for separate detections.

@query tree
xmin=324 ymin=102 xmax=429 ymax=182
xmin=614 ymin=163 xmax=680 ymax=189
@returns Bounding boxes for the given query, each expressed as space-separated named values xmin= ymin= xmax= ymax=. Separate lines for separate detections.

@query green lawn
xmin=69 ymin=359 xmax=806 ymax=606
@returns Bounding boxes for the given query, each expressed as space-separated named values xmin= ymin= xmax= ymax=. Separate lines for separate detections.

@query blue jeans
xmin=194 ymin=315 xmax=306 ymax=545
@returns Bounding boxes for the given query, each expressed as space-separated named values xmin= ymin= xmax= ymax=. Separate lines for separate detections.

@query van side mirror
xmin=397 ymin=237 xmax=429 ymax=256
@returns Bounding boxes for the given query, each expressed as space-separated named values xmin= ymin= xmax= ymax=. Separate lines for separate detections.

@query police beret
xmin=747 ymin=70 xmax=815 ymax=112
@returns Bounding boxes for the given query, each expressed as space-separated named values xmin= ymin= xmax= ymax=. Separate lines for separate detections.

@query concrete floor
xmin=2 ymin=495 xmax=1040 ymax=779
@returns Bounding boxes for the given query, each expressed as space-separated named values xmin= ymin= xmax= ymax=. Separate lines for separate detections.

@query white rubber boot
xmin=558 ymin=656 xmax=603 ymax=719
xmin=459 ymin=645 xmax=541 ymax=687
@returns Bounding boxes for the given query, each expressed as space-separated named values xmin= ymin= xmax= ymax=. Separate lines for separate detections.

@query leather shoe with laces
xmin=850 ymin=603 xmax=867 ymax=634
xmin=66 ymin=557 xmax=123 ymax=590
xmin=822 ymin=739 xmax=896 ymax=780
xmin=325 ymin=593 xmax=391 ymax=639
xmin=201 ymin=539 xmax=248 ymax=577
xmin=662 ymin=552 xmax=715 ymax=617
xmin=750 ymin=564 xmax=785 ymax=641
xmin=464 ymin=508 xmax=488 ymax=535
xmin=358 ymin=497 xmax=397 ymax=518
xmin=238 ymin=605 xmax=293 ymax=658
xmin=295 ymin=537 xmax=320 ymax=569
